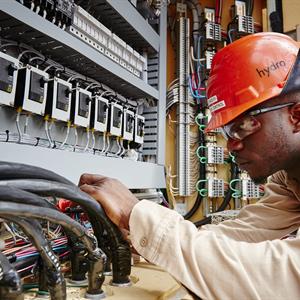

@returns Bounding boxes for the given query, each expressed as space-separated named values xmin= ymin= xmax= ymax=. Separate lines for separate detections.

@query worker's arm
xmin=130 ymin=199 xmax=300 ymax=300
xmin=201 ymin=170 xmax=300 ymax=242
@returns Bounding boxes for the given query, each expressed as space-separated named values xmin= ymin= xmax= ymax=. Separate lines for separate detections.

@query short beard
xmin=252 ymin=176 xmax=267 ymax=185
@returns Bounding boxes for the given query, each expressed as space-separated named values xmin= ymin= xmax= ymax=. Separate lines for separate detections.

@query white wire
xmin=100 ymin=132 xmax=106 ymax=153
xmin=73 ymin=127 xmax=78 ymax=151
xmin=60 ymin=125 xmax=70 ymax=149
xmin=115 ymin=137 xmax=122 ymax=156
xmin=16 ymin=111 xmax=22 ymax=143
xmin=24 ymin=114 xmax=30 ymax=134
xmin=45 ymin=120 xmax=53 ymax=148
xmin=104 ymin=135 xmax=110 ymax=154
xmin=91 ymin=131 xmax=95 ymax=150
xmin=17 ymin=49 xmax=44 ymax=61
xmin=84 ymin=130 xmax=90 ymax=152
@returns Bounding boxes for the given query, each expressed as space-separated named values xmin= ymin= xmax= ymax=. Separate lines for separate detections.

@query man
xmin=80 ymin=33 xmax=300 ymax=299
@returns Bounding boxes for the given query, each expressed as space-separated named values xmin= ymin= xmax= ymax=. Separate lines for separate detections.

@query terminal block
xmin=205 ymin=22 xmax=221 ymax=41
xmin=237 ymin=15 xmax=254 ymax=34
xmin=205 ymin=50 xmax=215 ymax=70
xmin=0 ymin=52 xmax=19 ymax=107
xmin=134 ymin=115 xmax=145 ymax=144
xmin=70 ymin=83 xmax=91 ymax=127
xmin=91 ymin=95 xmax=109 ymax=133
xmin=108 ymin=102 xmax=123 ymax=137
xmin=208 ymin=178 xmax=224 ymax=197
xmin=45 ymin=76 xmax=71 ymax=122
xmin=15 ymin=65 xmax=49 ymax=115
xmin=242 ymin=179 xmax=260 ymax=198
xmin=207 ymin=146 xmax=224 ymax=164
xmin=123 ymin=109 xmax=135 ymax=141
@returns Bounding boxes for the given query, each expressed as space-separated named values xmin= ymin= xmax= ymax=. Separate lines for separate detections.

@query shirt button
xmin=140 ymin=237 xmax=148 ymax=247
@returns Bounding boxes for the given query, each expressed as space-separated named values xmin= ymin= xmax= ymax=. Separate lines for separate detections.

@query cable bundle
xmin=0 ymin=161 xmax=132 ymax=299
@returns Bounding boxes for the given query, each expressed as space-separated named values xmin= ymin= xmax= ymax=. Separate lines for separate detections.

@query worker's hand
xmin=79 ymin=173 xmax=139 ymax=231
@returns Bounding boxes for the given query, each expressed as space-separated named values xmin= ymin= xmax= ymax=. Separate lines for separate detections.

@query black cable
xmin=0 ymin=251 xmax=23 ymax=300
xmin=1 ymin=217 xmax=66 ymax=300
xmin=0 ymin=161 xmax=73 ymax=185
xmin=0 ymin=202 xmax=106 ymax=297
xmin=194 ymin=163 xmax=239 ymax=227
xmin=0 ymin=178 xmax=131 ymax=285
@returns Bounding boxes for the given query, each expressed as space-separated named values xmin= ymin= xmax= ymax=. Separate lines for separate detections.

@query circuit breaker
xmin=91 ymin=95 xmax=109 ymax=132
xmin=122 ymin=109 xmax=135 ymax=141
xmin=14 ymin=65 xmax=49 ymax=115
xmin=237 ymin=15 xmax=254 ymax=33
xmin=108 ymin=102 xmax=123 ymax=137
xmin=70 ymin=84 xmax=91 ymax=128
xmin=45 ymin=76 xmax=71 ymax=122
xmin=134 ymin=115 xmax=145 ymax=144
xmin=0 ymin=52 xmax=19 ymax=107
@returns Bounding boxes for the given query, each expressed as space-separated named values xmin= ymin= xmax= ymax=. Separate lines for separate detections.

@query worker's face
xmin=227 ymin=103 xmax=295 ymax=184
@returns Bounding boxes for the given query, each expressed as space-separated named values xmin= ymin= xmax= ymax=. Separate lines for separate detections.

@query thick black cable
xmin=0 ymin=202 xmax=106 ymax=296
xmin=194 ymin=163 xmax=239 ymax=227
xmin=1 ymin=217 xmax=66 ymax=300
xmin=0 ymin=161 xmax=73 ymax=186
xmin=0 ymin=179 xmax=131 ymax=284
xmin=0 ymin=251 xmax=23 ymax=300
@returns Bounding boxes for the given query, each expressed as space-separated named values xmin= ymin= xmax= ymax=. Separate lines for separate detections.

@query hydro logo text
xmin=256 ymin=61 xmax=286 ymax=78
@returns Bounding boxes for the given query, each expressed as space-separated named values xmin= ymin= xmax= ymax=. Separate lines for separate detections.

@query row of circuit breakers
xmin=17 ymin=0 xmax=147 ymax=80
xmin=0 ymin=51 xmax=145 ymax=144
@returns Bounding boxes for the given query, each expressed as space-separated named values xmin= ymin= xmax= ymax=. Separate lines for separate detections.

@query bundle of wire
xmin=0 ymin=161 xmax=132 ymax=299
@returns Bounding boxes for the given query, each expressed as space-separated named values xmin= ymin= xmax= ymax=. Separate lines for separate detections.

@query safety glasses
xmin=221 ymin=102 xmax=295 ymax=141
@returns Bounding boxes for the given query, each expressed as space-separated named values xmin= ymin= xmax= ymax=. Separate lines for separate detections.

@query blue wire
xmin=188 ymin=76 xmax=206 ymax=99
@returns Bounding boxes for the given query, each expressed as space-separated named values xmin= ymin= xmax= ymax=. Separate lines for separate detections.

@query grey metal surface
xmin=0 ymin=142 xmax=166 ymax=188
xmin=0 ymin=0 xmax=159 ymax=100
xmin=156 ymin=3 xmax=167 ymax=166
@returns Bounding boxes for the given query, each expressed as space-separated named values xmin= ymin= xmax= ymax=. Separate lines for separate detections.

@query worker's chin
xmin=239 ymin=164 xmax=267 ymax=184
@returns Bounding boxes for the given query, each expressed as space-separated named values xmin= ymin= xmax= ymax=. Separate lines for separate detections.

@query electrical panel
xmin=70 ymin=84 xmax=91 ymax=128
xmin=207 ymin=178 xmax=225 ymax=197
xmin=14 ymin=65 xmax=49 ymax=115
xmin=0 ymin=52 xmax=19 ymax=107
xmin=109 ymin=102 xmax=123 ymax=137
xmin=91 ymin=95 xmax=109 ymax=133
xmin=242 ymin=179 xmax=260 ymax=198
xmin=134 ymin=115 xmax=145 ymax=144
xmin=122 ymin=108 xmax=135 ymax=141
xmin=45 ymin=76 xmax=71 ymax=122
xmin=207 ymin=146 xmax=224 ymax=164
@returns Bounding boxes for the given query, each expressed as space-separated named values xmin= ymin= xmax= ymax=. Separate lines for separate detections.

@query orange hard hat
xmin=205 ymin=32 xmax=300 ymax=132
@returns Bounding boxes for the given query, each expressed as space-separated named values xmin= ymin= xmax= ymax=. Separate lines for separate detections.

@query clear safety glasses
xmin=221 ymin=102 xmax=295 ymax=141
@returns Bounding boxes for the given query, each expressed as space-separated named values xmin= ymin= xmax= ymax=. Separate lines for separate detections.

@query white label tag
xmin=207 ymin=95 xmax=218 ymax=106
xmin=210 ymin=100 xmax=226 ymax=112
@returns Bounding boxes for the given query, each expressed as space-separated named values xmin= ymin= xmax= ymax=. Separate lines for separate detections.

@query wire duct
xmin=0 ymin=177 xmax=131 ymax=284
xmin=0 ymin=217 xmax=66 ymax=300
xmin=0 ymin=251 xmax=23 ymax=300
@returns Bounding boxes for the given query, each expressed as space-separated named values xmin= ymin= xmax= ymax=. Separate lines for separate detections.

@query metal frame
xmin=0 ymin=0 xmax=167 ymax=188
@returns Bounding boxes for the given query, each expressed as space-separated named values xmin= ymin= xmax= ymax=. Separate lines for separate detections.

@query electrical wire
xmin=0 ymin=178 xmax=131 ymax=285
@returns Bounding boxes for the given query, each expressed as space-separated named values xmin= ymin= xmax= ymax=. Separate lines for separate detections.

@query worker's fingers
xmin=78 ymin=173 xmax=107 ymax=186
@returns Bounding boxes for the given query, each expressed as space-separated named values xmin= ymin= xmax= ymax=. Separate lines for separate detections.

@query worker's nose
xmin=227 ymin=138 xmax=244 ymax=152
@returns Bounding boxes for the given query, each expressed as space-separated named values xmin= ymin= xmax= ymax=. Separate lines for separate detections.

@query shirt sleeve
xmin=129 ymin=200 xmax=300 ymax=300
xmin=201 ymin=171 xmax=300 ymax=242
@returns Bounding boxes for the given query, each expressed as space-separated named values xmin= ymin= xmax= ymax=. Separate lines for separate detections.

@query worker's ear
xmin=289 ymin=103 xmax=300 ymax=133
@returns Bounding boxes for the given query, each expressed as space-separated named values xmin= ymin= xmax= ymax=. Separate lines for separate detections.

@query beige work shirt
xmin=129 ymin=170 xmax=300 ymax=300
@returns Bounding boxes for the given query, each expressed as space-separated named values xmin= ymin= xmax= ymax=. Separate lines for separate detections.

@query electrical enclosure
xmin=134 ymin=114 xmax=145 ymax=144
xmin=91 ymin=95 xmax=109 ymax=132
xmin=108 ymin=102 xmax=123 ymax=137
xmin=122 ymin=109 xmax=135 ymax=141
